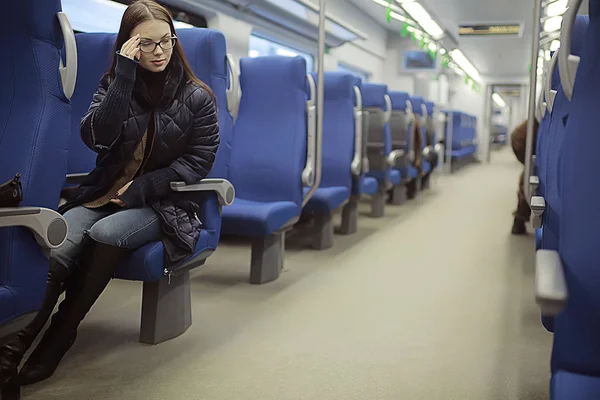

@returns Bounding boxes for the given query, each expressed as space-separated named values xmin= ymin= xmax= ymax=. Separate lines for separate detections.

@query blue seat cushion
xmin=221 ymin=198 xmax=301 ymax=237
xmin=304 ymin=186 xmax=351 ymax=213
xmin=421 ymin=161 xmax=431 ymax=174
xmin=115 ymin=229 xmax=214 ymax=282
xmin=552 ymin=371 xmax=600 ymax=399
xmin=367 ymin=169 xmax=401 ymax=186
xmin=389 ymin=169 xmax=401 ymax=185
xmin=400 ymin=165 xmax=418 ymax=180
xmin=354 ymin=175 xmax=378 ymax=196
xmin=451 ymin=147 xmax=476 ymax=158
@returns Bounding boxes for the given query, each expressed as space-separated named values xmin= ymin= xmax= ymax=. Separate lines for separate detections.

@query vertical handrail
xmin=351 ymin=86 xmax=364 ymax=176
xmin=524 ymin=0 xmax=543 ymax=203
xmin=445 ymin=111 xmax=454 ymax=173
xmin=303 ymin=0 xmax=325 ymax=206
xmin=558 ymin=0 xmax=583 ymax=101
xmin=225 ymin=54 xmax=240 ymax=120
xmin=545 ymin=49 xmax=560 ymax=113
xmin=302 ymin=74 xmax=317 ymax=206
xmin=57 ymin=12 xmax=77 ymax=100
xmin=405 ymin=100 xmax=416 ymax=163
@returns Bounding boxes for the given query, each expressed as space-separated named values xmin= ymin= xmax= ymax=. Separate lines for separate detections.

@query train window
xmin=248 ymin=34 xmax=315 ymax=73
xmin=337 ymin=63 xmax=371 ymax=82
xmin=62 ymin=0 xmax=206 ymax=33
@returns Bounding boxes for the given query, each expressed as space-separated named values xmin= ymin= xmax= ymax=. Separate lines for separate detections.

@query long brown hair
xmin=107 ymin=0 xmax=215 ymax=101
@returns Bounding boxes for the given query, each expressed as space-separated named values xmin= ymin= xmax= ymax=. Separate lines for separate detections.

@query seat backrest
xmin=178 ymin=29 xmax=233 ymax=179
xmin=0 ymin=0 xmax=72 ymax=326
xmin=389 ymin=91 xmax=410 ymax=150
xmin=362 ymin=83 xmax=391 ymax=171
xmin=553 ymin=9 xmax=598 ymax=377
xmin=229 ymin=56 xmax=308 ymax=205
xmin=444 ymin=110 xmax=463 ymax=150
xmin=310 ymin=72 xmax=355 ymax=191
xmin=69 ymin=33 xmax=116 ymax=175
xmin=410 ymin=96 xmax=427 ymax=151
xmin=540 ymin=14 xmax=589 ymax=252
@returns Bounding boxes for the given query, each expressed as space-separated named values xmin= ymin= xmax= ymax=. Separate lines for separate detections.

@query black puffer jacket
xmin=59 ymin=54 xmax=219 ymax=269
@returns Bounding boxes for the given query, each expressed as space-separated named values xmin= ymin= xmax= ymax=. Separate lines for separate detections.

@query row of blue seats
xmin=530 ymin=1 xmax=600 ymax=397
xmin=0 ymin=0 xmax=450 ymax=358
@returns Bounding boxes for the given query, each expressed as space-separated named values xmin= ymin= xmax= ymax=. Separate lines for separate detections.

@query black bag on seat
xmin=0 ymin=174 xmax=24 ymax=208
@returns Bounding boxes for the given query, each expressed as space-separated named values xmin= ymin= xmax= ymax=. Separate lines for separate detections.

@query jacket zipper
xmin=155 ymin=204 xmax=198 ymax=280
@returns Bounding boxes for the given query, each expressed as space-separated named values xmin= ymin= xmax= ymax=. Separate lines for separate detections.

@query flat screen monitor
xmin=402 ymin=50 xmax=437 ymax=71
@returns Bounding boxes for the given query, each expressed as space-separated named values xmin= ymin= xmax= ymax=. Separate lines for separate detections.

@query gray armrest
xmin=170 ymin=179 xmax=235 ymax=206
xmin=65 ymin=173 xmax=89 ymax=185
xmin=535 ymin=249 xmax=567 ymax=316
xmin=387 ymin=149 xmax=405 ymax=166
xmin=529 ymin=175 xmax=539 ymax=194
xmin=530 ymin=196 xmax=545 ymax=229
xmin=0 ymin=207 xmax=68 ymax=249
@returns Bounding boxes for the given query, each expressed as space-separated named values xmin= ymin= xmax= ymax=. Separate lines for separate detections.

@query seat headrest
xmin=310 ymin=72 xmax=356 ymax=101
xmin=240 ymin=56 xmax=307 ymax=96
xmin=389 ymin=91 xmax=410 ymax=111
xmin=410 ymin=96 xmax=425 ymax=115
xmin=425 ymin=101 xmax=435 ymax=115
xmin=15 ymin=0 xmax=63 ymax=45
xmin=361 ymin=83 xmax=388 ymax=109
xmin=178 ymin=29 xmax=227 ymax=83
xmin=572 ymin=15 xmax=590 ymax=57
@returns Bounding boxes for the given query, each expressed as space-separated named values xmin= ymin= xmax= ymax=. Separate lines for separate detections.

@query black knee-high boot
xmin=18 ymin=236 xmax=127 ymax=386
xmin=0 ymin=259 xmax=71 ymax=390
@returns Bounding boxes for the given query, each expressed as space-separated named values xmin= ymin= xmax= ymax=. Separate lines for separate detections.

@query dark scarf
xmin=133 ymin=57 xmax=186 ymax=110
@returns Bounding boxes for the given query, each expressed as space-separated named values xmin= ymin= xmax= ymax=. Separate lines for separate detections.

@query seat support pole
xmin=389 ymin=184 xmax=407 ymax=205
xmin=339 ymin=197 xmax=359 ymax=235
xmin=371 ymin=189 xmax=385 ymax=218
xmin=140 ymin=271 xmax=192 ymax=345
xmin=312 ymin=212 xmax=334 ymax=250
xmin=250 ymin=231 xmax=285 ymax=284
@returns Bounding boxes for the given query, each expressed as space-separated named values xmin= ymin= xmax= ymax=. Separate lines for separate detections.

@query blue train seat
xmin=531 ymin=15 xmax=589 ymax=257
xmin=340 ymin=78 xmax=378 ymax=235
xmin=442 ymin=110 xmax=477 ymax=172
xmin=67 ymin=29 xmax=235 ymax=345
xmin=534 ymin=8 xmax=597 ymax=397
xmin=388 ymin=90 xmax=417 ymax=204
xmin=350 ymin=78 xmax=379 ymax=199
xmin=536 ymin=5 xmax=600 ymax=397
xmin=303 ymin=72 xmax=356 ymax=249
xmin=0 ymin=0 xmax=72 ymax=340
xmin=361 ymin=83 xmax=400 ymax=217
xmin=409 ymin=96 xmax=432 ymax=176
xmin=0 ymin=2 xmax=73 ymax=396
xmin=532 ymin=51 xmax=561 ymax=333
xmin=424 ymin=100 xmax=439 ymax=171
xmin=221 ymin=56 xmax=313 ymax=284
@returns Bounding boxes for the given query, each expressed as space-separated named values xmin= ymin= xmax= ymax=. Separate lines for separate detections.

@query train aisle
xmin=25 ymin=149 xmax=553 ymax=400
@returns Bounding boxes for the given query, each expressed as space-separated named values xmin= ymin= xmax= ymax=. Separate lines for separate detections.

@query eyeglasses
xmin=139 ymin=36 xmax=178 ymax=53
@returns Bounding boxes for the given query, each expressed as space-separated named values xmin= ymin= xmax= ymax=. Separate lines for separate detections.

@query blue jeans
xmin=51 ymin=205 xmax=162 ymax=269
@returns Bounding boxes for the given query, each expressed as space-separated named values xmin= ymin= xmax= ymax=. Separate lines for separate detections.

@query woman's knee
xmin=87 ymin=224 xmax=122 ymax=248
xmin=87 ymin=209 xmax=161 ymax=249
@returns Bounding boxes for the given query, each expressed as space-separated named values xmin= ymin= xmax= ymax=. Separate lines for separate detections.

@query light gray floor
xmin=24 ymin=149 xmax=553 ymax=400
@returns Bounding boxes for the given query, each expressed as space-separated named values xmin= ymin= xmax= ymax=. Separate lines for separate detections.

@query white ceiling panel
xmin=350 ymin=0 xmax=535 ymax=81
